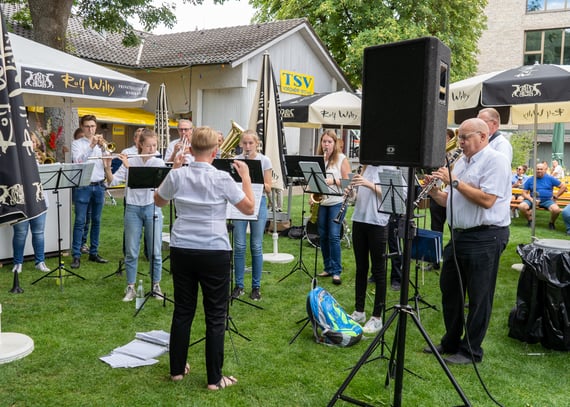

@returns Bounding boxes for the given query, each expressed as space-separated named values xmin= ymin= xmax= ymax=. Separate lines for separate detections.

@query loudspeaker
xmin=360 ymin=37 xmax=451 ymax=168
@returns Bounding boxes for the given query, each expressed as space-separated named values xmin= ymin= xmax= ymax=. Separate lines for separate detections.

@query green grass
xmin=0 ymin=195 xmax=568 ymax=406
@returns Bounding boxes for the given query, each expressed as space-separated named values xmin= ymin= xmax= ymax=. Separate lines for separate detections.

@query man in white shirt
xmin=426 ymin=117 xmax=511 ymax=365
xmin=70 ymin=115 xmax=110 ymax=268
xmin=164 ymin=119 xmax=193 ymax=164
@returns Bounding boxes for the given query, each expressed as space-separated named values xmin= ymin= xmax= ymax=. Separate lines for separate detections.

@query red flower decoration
xmin=49 ymin=132 xmax=57 ymax=149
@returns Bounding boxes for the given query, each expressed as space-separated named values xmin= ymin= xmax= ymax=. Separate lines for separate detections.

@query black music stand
xmin=128 ymin=166 xmax=175 ymax=317
xmin=32 ymin=162 xmax=94 ymax=289
xmin=278 ymin=156 xmax=329 ymax=283
xmin=288 ymin=160 xmax=343 ymax=345
xmin=328 ymin=167 xmax=470 ymax=407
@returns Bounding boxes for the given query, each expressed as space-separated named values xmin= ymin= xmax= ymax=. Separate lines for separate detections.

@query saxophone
xmin=413 ymin=136 xmax=462 ymax=208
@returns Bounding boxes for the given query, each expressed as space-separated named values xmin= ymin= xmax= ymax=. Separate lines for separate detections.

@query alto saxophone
xmin=413 ymin=136 xmax=462 ymax=208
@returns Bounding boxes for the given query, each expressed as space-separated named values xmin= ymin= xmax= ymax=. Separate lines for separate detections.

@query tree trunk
xmin=28 ymin=0 xmax=73 ymax=50
xmin=28 ymin=0 xmax=75 ymax=161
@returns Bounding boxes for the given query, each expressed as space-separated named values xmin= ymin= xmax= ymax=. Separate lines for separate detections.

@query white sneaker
xmin=152 ymin=283 xmax=163 ymax=300
xmin=35 ymin=262 xmax=50 ymax=272
xmin=12 ymin=264 xmax=22 ymax=273
xmin=122 ymin=285 xmax=136 ymax=302
xmin=349 ymin=310 xmax=366 ymax=324
xmin=363 ymin=317 xmax=383 ymax=334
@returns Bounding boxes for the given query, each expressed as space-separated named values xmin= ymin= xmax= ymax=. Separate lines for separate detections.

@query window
xmin=527 ymin=0 xmax=569 ymax=11
xmin=524 ymin=28 xmax=570 ymax=64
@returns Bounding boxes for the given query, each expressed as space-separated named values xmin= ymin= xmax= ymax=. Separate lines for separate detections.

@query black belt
xmin=90 ymin=180 xmax=105 ymax=186
xmin=453 ymin=225 xmax=503 ymax=233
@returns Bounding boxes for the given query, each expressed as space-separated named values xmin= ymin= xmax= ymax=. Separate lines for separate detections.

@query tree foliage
xmin=250 ymin=0 xmax=488 ymax=87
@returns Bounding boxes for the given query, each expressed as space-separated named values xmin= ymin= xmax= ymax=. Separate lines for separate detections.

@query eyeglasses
xmin=457 ymin=131 xmax=481 ymax=141
xmin=517 ymin=167 xmax=524 ymax=171
xmin=83 ymin=125 xmax=97 ymax=128
xmin=178 ymin=127 xmax=192 ymax=132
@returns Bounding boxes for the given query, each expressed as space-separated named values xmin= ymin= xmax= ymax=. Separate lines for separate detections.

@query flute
xmin=88 ymin=153 xmax=159 ymax=159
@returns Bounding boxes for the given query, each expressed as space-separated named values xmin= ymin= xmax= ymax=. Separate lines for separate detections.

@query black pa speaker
xmin=360 ymin=37 xmax=451 ymax=168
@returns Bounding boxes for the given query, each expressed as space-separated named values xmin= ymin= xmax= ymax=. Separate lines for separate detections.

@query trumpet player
xmin=165 ymin=119 xmax=194 ymax=164
xmin=316 ymin=130 xmax=350 ymax=285
xmin=70 ymin=114 xmax=109 ymax=269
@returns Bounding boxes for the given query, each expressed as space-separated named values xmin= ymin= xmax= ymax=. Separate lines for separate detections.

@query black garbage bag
xmin=509 ymin=243 xmax=570 ymax=351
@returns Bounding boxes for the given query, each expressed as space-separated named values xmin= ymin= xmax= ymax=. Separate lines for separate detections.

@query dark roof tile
xmin=1 ymin=4 xmax=308 ymax=69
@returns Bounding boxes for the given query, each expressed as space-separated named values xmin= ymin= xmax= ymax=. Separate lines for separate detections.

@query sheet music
xmin=377 ymin=169 xmax=407 ymax=215
xmin=135 ymin=330 xmax=170 ymax=347
xmin=39 ymin=162 xmax=94 ymax=190
xmin=99 ymin=353 xmax=159 ymax=368
xmin=112 ymin=339 xmax=168 ymax=360
xmin=299 ymin=161 xmax=341 ymax=195
xmin=227 ymin=183 xmax=264 ymax=220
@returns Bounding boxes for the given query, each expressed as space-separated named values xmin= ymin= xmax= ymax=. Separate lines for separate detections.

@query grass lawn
xmin=0 ymin=193 xmax=568 ymax=406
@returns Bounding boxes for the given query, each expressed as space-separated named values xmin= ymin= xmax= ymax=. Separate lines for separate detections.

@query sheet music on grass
xmin=100 ymin=329 xmax=170 ymax=368
xmin=377 ymin=168 xmax=407 ymax=215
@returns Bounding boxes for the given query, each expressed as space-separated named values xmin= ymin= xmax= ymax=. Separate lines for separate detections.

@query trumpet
xmin=95 ymin=135 xmax=116 ymax=153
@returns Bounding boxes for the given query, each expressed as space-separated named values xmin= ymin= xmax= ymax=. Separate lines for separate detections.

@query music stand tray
xmin=127 ymin=166 xmax=175 ymax=317
xmin=32 ymin=163 xmax=95 ymax=288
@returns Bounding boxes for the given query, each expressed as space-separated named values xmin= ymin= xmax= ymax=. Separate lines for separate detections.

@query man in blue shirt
xmin=518 ymin=162 xmax=567 ymax=229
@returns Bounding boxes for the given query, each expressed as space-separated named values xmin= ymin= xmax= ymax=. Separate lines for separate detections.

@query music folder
xmin=212 ymin=158 xmax=264 ymax=220
xmin=127 ymin=166 xmax=171 ymax=189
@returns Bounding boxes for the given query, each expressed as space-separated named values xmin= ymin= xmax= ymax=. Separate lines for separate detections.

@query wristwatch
xmin=451 ymin=179 xmax=459 ymax=189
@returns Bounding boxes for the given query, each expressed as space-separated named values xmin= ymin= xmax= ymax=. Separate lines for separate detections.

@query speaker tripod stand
xmin=327 ymin=167 xmax=470 ymax=407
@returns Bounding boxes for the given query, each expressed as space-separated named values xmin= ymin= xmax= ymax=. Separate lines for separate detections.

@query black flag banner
xmin=0 ymin=11 xmax=47 ymax=224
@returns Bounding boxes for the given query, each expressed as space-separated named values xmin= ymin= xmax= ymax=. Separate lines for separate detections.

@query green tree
xmin=511 ymin=131 xmax=535 ymax=170
xmin=251 ymin=0 xmax=488 ymax=87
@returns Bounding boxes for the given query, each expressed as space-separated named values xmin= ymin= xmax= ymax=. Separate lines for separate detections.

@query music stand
xmin=32 ymin=162 xmax=94 ymax=288
xmin=128 ymin=166 xmax=174 ymax=317
xmin=288 ymin=160 xmax=343 ymax=345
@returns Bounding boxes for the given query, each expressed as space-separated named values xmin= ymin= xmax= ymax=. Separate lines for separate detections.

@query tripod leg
xmin=407 ymin=312 xmax=471 ymax=405
xmin=327 ymin=309 xmax=400 ymax=407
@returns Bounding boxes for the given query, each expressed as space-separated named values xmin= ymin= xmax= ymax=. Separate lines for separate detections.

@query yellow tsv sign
xmin=280 ymin=70 xmax=314 ymax=96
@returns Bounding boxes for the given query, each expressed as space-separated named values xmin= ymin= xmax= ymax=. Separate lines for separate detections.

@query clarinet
xmin=333 ymin=166 xmax=362 ymax=224
xmin=413 ymin=147 xmax=463 ymax=208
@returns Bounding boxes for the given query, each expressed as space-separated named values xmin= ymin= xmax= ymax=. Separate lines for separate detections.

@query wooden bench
xmin=511 ymin=188 xmax=570 ymax=209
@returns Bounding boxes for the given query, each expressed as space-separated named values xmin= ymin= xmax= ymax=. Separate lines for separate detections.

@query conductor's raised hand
xmin=233 ymin=160 xmax=251 ymax=182
xmin=172 ymin=152 xmax=185 ymax=169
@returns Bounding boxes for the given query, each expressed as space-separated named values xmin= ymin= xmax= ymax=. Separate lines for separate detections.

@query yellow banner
xmin=280 ymin=70 xmax=314 ymax=96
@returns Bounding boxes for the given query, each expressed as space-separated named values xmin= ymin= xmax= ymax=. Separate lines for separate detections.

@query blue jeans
xmin=12 ymin=212 xmax=47 ymax=265
xmin=124 ymin=203 xmax=163 ymax=284
xmin=317 ymin=203 xmax=343 ymax=276
xmin=233 ymin=196 xmax=267 ymax=289
xmin=72 ymin=184 xmax=105 ymax=258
